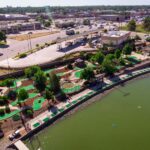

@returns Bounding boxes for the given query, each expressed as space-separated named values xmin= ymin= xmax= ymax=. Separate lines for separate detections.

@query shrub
xmin=5 ymin=106 xmax=10 ymax=113
xmin=18 ymin=89 xmax=29 ymax=101
xmin=26 ymin=109 xmax=33 ymax=118
xmin=67 ymin=63 xmax=73 ymax=70
xmin=19 ymin=53 xmax=27 ymax=58
xmin=0 ymin=109 xmax=5 ymax=116
xmin=0 ymin=96 xmax=7 ymax=106
xmin=51 ymin=41 xmax=56 ymax=45
xmin=12 ymin=114 xmax=20 ymax=121
xmin=7 ymin=90 xmax=17 ymax=100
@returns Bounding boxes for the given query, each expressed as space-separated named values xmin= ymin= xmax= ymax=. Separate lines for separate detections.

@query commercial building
xmin=101 ymin=31 xmax=130 ymax=45
xmin=0 ymin=22 xmax=42 ymax=34
xmin=99 ymin=14 xmax=128 ymax=22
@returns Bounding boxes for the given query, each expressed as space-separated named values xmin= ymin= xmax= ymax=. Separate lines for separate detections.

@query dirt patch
xmin=22 ymin=79 xmax=33 ymax=86
xmin=8 ymin=31 xmax=59 ymax=41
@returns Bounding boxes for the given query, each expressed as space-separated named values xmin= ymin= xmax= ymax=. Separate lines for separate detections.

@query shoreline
xmin=24 ymin=72 xmax=150 ymax=145
xmin=2 ymin=69 xmax=150 ymax=149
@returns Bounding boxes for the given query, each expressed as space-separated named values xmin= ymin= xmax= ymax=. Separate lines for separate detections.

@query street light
xmin=28 ymin=32 xmax=33 ymax=50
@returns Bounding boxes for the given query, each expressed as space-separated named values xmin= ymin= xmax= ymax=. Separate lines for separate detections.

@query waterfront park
xmin=0 ymin=37 xmax=149 ymax=150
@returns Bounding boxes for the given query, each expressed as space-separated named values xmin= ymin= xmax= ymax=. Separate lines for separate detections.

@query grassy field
xmin=8 ymin=31 xmax=59 ymax=41
xmin=120 ymin=24 xmax=150 ymax=34
xmin=0 ymin=41 xmax=7 ymax=46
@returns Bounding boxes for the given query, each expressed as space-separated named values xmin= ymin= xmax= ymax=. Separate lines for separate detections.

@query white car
xmin=9 ymin=129 xmax=20 ymax=141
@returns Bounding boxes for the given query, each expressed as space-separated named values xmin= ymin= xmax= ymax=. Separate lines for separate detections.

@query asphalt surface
xmin=0 ymin=26 xmax=96 ymax=61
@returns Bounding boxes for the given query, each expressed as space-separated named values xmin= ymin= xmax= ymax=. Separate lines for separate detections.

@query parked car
xmin=66 ymin=30 xmax=75 ymax=35
xmin=9 ymin=129 xmax=21 ymax=141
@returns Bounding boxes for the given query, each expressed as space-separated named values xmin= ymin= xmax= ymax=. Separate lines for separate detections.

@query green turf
xmin=66 ymin=103 xmax=71 ymax=108
xmin=0 ymin=110 xmax=20 ymax=121
xmin=17 ymin=84 xmax=35 ymax=91
xmin=33 ymin=122 xmax=40 ymax=128
xmin=43 ymin=117 xmax=49 ymax=122
xmin=72 ymin=100 xmax=77 ymax=104
xmin=33 ymin=97 xmax=46 ymax=111
xmin=75 ymin=70 xmax=83 ymax=78
xmin=29 ymin=93 xmax=38 ymax=99
xmin=59 ymin=108 xmax=64 ymax=112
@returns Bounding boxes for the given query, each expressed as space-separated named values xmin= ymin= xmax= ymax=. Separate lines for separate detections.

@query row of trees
xmin=36 ymin=15 xmax=52 ymax=27
xmin=80 ymin=42 xmax=133 ymax=80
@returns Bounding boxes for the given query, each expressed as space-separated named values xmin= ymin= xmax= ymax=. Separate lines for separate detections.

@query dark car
xmin=0 ymin=53 xmax=3 ymax=56
xmin=0 ymin=130 xmax=4 ymax=139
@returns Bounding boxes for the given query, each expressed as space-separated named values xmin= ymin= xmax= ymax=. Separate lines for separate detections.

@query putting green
xmin=17 ymin=85 xmax=35 ymax=91
xmin=11 ymin=93 xmax=38 ymax=106
xmin=75 ymin=70 xmax=83 ymax=78
xmin=33 ymin=97 xmax=46 ymax=111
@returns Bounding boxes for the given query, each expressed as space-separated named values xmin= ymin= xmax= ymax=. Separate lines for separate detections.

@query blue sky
xmin=0 ymin=0 xmax=149 ymax=7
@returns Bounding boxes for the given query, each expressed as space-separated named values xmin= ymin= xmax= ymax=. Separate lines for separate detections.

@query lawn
xmin=120 ymin=24 xmax=150 ymax=34
xmin=8 ymin=31 xmax=59 ymax=41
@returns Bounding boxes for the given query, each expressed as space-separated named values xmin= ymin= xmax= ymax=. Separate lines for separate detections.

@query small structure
xmin=101 ymin=31 xmax=130 ymax=46
xmin=75 ymin=58 xmax=85 ymax=68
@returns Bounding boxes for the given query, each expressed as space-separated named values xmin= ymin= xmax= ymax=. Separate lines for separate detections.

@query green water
xmin=27 ymin=77 xmax=150 ymax=150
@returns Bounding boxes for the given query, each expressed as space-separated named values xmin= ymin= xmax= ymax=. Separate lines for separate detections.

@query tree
xmin=25 ymin=109 xmax=33 ymax=118
xmin=83 ymin=19 xmax=90 ymax=25
xmin=80 ymin=67 xmax=95 ymax=80
xmin=123 ymin=43 xmax=133 ymax=56
xmin=0 ymin=96 xmax=7 ymax=106
xmin=7 ymin=90 xmax=17 ymax=100
xmin=34 ymin=71 xmax=47 ymax=92
xmin=49 ymin=72 xmax=60 ymax=93
xmin=18 ymin=89 xmax=29 ymax=101
xmin=91 ymin=52 xmax=104 ymax=64
xmin=25 ymin=66 xmax=41 ymax=78
xmin=102 ymin=58 xmax=116 ymax=75
xmin=5 ymin=106 xmax=10 ymax=113
xmin=0 ymin=31 xmax=6 ymax=42
xmin=44 ymin=21 xmax=51 ymax=27
xmin=105 ymin=54 xmax=115 ymax=61
xmin=0 ymin=78 xmax=15 ymax=88
xmin=127 ymin=19 xmax=136 ymax=31
xmin=0 ymin=109 xmax=5 ymax=116
xmin=45 ymin=90 xmax=55 ymax=106
xmin=115 ymin=49 xmax=122 ymax=59
xmin=143 ymin=16 xmax=150 ymax=31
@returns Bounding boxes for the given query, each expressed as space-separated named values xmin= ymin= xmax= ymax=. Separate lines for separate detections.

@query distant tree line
xmin=0 ymin=6 xmax=150 ymax=14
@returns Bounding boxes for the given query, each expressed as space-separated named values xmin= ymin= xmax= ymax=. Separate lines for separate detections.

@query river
xmin=26 ymin=77 xmax=150 ymax=150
